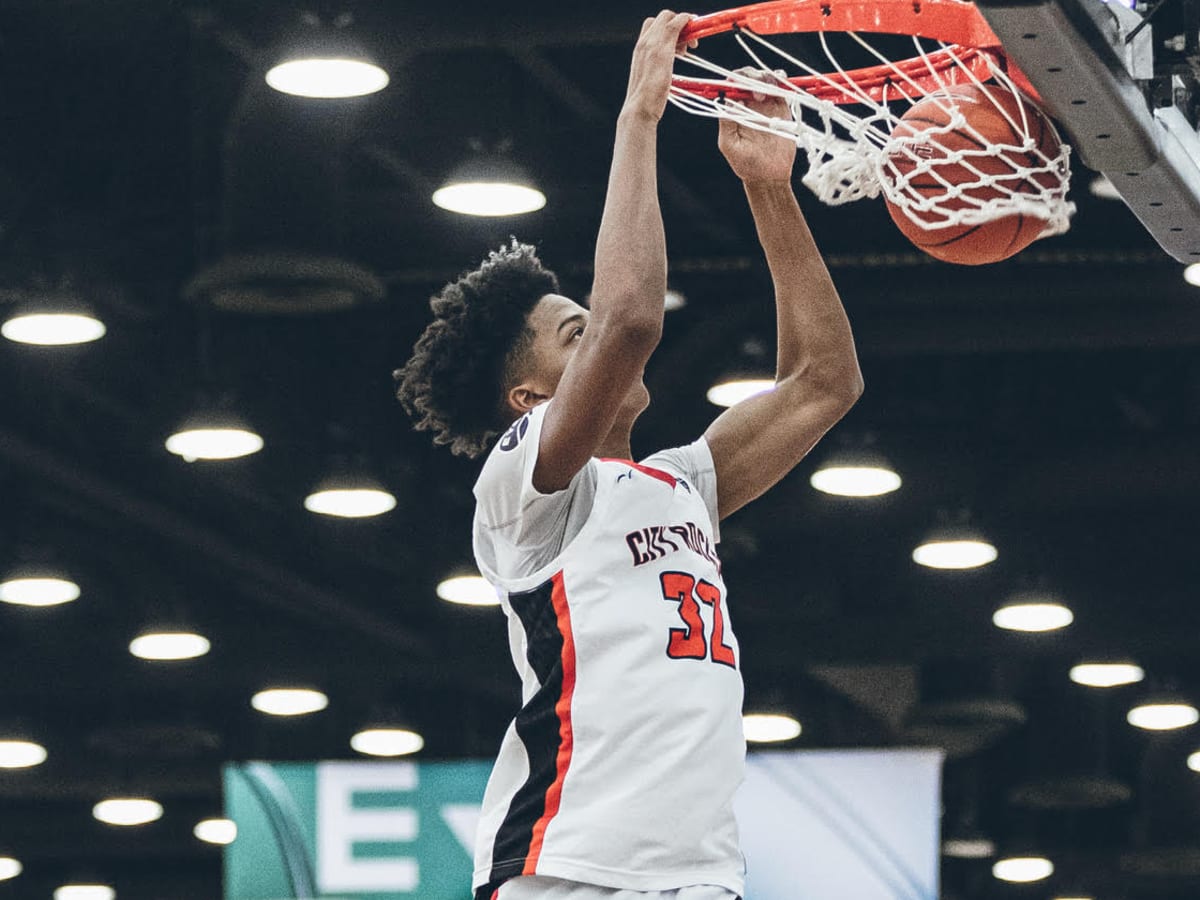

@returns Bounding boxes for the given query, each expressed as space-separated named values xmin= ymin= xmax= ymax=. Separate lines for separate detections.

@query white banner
xmin=736 ymin=749 xmax=942 ymax=900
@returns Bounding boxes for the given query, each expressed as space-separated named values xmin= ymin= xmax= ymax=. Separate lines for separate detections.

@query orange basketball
xmin=884 ymin=84 xmax=1062 ymax=265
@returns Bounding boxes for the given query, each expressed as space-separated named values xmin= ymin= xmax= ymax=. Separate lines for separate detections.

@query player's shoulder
xmin=474 ymin=405 xmax=543 ymax=496
xmin=641 ymin=436 xmax=714 ymax=480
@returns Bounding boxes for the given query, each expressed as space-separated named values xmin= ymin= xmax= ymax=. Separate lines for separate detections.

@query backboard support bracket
xmin=977 ymin=0 xmax=1200 ymax=262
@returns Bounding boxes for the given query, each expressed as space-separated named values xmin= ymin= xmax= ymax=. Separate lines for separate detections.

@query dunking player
xmin=396 ymin=10 xmax=862 ymax=900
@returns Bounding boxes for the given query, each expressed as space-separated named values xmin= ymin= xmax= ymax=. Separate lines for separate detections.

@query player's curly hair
xmin=395 ymin=240 xmax=560 ymax=458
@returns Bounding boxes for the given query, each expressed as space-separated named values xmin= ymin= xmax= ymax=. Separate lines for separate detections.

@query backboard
xmin=975 ymin=0 xmax=1200 ymax=262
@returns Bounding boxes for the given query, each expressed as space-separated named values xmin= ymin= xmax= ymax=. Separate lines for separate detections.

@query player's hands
xmin=622 ymin=10 xmax=696 ymax=123
xmin=718 ymin=69 xmax=797 ymax=184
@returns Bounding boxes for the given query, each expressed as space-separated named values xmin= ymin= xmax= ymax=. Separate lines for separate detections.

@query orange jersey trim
xmin=523 ymin=570 xmax=577 ymax=873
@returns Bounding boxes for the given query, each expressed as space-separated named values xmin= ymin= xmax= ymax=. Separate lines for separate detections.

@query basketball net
xmin=670 ymin=21 xmax=1075 ymax=237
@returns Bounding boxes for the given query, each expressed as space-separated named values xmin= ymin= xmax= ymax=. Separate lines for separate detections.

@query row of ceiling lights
xmin=259 ymin=26 xmax=1200 ymax=256
xmin=3 ymin=566 xmax=1197 ymax=745
xmin=0 ymin=566 xmax=1178 ymax=703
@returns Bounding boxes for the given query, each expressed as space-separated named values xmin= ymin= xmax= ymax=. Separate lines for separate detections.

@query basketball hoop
xmin=670 ymin=0 xmax=1074 ymax=240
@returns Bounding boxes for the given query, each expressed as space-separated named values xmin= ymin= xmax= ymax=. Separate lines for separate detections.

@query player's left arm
xmin=703 ymin=86 xmax=863 ymax=520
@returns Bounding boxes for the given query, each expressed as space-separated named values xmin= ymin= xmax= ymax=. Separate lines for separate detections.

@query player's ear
xmin=507 ymin=383 xmax=549 ymax=416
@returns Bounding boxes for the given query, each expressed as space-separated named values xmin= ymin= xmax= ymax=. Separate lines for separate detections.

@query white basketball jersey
xmin=471 ymin=402 xmax=746 ymax=896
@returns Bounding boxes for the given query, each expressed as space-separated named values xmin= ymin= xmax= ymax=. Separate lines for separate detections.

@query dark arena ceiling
xmin=2 ymin=1 xmax=1200 ymax=898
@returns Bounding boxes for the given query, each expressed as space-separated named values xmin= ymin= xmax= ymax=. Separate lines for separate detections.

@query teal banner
xmin=224 ymin=750 xmax=942 ymax=899
xmin=224 ymin=760 xmax=491 ymax=899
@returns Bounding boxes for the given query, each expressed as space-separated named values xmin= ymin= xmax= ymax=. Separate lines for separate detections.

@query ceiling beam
xmin=0 ymin=427 xmax=427 ymax=654
xmin=507 ymin=47 xmax=741 ymax=245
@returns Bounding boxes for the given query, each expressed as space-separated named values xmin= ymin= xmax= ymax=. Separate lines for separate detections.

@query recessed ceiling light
xmin=0 ymin=575 xmax=80 ymax=607
xmin=1127 ymin=702 xmax=1199 ymax=731
xmin=432 ymin=182 xmax=546 ymax=217
xmin=165 ymin=427 xmax=263 ymax=462
xmin=664 ymin=289 xmax=687 ymax=311
xmin=1188 ymin=750 xmax=1200 ymax=773
xmin=93 ymin=797 xmax=163 ymax=826
xmin=1 ymin=311 xmax=106 ymax=346
xmin=251 ymin=688 xmax=329 ymax=716
xmin=0 ymin=740 xmax=47 ymax=769
xmin=304 ymin=487 xmax=396 ymax=518
xmin=810 ymin=463 xmax=901 ymax=497
xmin=1184 ymin=263 xmax=1200 ymax=287
xmin=0 ymin=857 xmax=21 ymax=881
xmin=1070 ymin=662 xmax=1144 ymax=688
xmin=436 ymin=575 xmax=500 ymax=606
xmin=129 ymin=631 xmax=210 ymax=661
xmin=742 ymin=713 xmax=802 ymax=743
xmin=993 ymin=601 xmax=1074 ymax=633
xmin=54 ymin=886 xmax=116 ymax=900
xmin=351 ymin=728 xmax=425 ymax=757
xmin=912 ymin=538 xmax=997 ymax=570
xmin=992 ymin=856 xmax=1054 ymax=883
xmin=194 ymin=818 xmax=237 ymax=845
xmin=706 ymin=379 xmax=775 ymax=408
xmin=266 ymin=58 xmax=389 ymax=98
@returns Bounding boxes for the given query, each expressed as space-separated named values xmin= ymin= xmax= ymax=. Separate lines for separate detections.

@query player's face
xmin=525 ymin=294 xmax=650 ymax=415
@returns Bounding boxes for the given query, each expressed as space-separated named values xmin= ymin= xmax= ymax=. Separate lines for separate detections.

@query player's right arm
xmin=532 ymin=10 xmax=694 ymax=494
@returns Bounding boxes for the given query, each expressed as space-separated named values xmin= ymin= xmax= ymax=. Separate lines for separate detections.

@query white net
xmin=670 ymin=26 xmax=1075 ymax=236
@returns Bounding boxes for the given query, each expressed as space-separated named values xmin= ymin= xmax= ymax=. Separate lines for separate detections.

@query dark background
xmin=1 ymin=1 xmax=1198 ymax=898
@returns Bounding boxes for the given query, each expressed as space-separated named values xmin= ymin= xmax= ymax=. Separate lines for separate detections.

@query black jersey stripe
xmin=486 ymin=573 xmax=568 ymax=886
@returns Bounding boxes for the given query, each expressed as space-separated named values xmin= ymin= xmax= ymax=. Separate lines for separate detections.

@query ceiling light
xmin=2 ymin=311 xmax=106 ymax=345
xmin=129 ymin=630 xmax=211 ymax=661
xmin=993 ymin=598 xmax=1074 ymax=632
xmin=1184 ymin=263 xmax=1200 ymax=287
xmin=267 ymin=58 xmax=388 ymax=98
xmin=992 ymin=856 xmax=1054 ymax=883
xmin=942 ymin=837 xmax=995 ymax=859
xmin=664 ymin=289 xmax=687 ymax=311
xmin=0 ymin=572 xmax=80 ymax=607
xmin=742 ymin=713 xmax=802 ymax=743
xmin=1070 ymin=662 xmax=1144 ymax=688
xmin=0 ymin=739 xmax=47 ymax=769
xmin=166 ymin=408 xmax=263 ymax=462
xmin=433 ymin=154 xmax=546 ymax=217
xmin=436 ymin=574 xmax=500 ymax=606
xmin=304 ymin=484 xmax=396 ymax=518
xmin=706 ymin=378 xmax=775 ymax=408
xmin=194 ymin=818 xmax=237 ymax=845
xmin=912 ymin=535 xmax=997 ymax=570
xmin=165 ymin=428 xmax=263 ymax=461
xmin=1127 ymin=701 xmax=1199 ymax=731
xmin=55 ymin=886 xmax=116 ymax=900
xmin=433 ymin=182 xmax=546 ymax=217
xmin=93 ymin=798 xmax=163 ymax=826
xmin=351 ymin=728 xmax=425 ymax=757
xmin=810 ymin=451 xmax=902 ymax=497
xmin=1188 ymin=751 xmax=1200 ymax=772
xmin=1088 ymin=174 xmax=1122 ymax=200
xmin=251 ymin=688 xmax=329 ymax=716
xmin=0 ymin=857 xmax=20 ymax=881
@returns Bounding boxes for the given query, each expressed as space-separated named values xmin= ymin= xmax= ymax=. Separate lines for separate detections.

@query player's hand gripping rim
xmin=623 ymin=10 xmax=698 ymax=123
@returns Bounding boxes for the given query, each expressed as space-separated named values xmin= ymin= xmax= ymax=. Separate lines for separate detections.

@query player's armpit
xmin=703 ymin=369 xmax=862 ymax=520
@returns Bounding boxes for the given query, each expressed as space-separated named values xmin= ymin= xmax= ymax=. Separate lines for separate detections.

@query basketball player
xmin=396 ymin=10 xmax=862 ymax=900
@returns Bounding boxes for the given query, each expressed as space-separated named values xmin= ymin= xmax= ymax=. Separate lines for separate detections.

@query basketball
xmin=883 ymin=84 xmax=1062 ymax=265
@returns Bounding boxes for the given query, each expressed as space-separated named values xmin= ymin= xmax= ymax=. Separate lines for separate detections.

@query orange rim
xmin=674 ymin=0 xmax=1038 ymax=105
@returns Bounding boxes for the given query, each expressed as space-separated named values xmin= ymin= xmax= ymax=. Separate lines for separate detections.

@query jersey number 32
xmin=660 ymin=571 xmax=737 ymax=668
